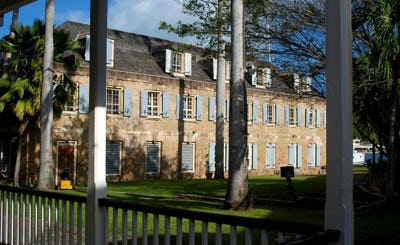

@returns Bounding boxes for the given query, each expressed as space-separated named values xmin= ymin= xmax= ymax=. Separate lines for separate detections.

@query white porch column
xmin=325 ymin=0 xmax=354 ymax=244
xmin=87 ymin=0 xmax=108 ymax=244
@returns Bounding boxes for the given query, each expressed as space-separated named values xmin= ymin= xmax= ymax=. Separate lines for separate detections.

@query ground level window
xmin=288 ymin=144 xmax=302 ymax=167
xmin=106 ymin=141 xmax=122 ymax=175
xmin=266 ymin=144 xmax=276 ymax=168
xmin=146 ymin=142 xmax=161 ymax=173
xmin=181 ymin=143 xmax=195 ymax=172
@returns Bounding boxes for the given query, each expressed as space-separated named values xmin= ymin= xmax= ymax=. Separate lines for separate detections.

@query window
xmin=306 ymin=109 xmax=313 ymax=127
xmin=165 ymin=49 xmax=192 ymax=76
xmin=289 ymin=107 xmax=296 ymax=125
xmin=285 ymin=106 xmax=301 ymax=126
xmin=140 ymin=91 xmax=170 ymax=118
xmin=212 ymin=59 xmax=231 ymax=82
xmin=106 ymin=88 xmax=120 ymax=114
xmin=247 ymin=101 xmax=258 ymax=124
xmin=208 ymin=97 xmax=229 ymax=122
xmin=146 ymin=142 xmax=161 ymax=173
xmin=288 ymin=144 xmax=302 ymax=168
xmin=148 ymin=91 xmax=160 ymax=116
xmin=84 ymin=35 xmax=114 ymax=66
xmin=263 ymin=103 xmax=276 ymax=124
xmin=177 ymin=95 xmax=203 ymax=120
xmin=266 ymin=144 xmax=276 ymax=168
xmin=308 ymin=144 xmax=321 ymax=167
xmin=247 ymin=66 xmax=272 ymax=88
xmin=78 ymin=84 xmax=132 ymax=116
xmin=208 ymin=143 xmax=230 ymax=172
xmin=106 ymin=142 xmax=121 ymax=175
xmin=182 ymin=143 xmax=195 ymax=172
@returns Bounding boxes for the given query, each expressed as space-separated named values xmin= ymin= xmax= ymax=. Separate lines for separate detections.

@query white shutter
xmin=184 ymin=53 xmax=192 ymax=76
xmin=165 ymin=49 xmax=172 ymax=73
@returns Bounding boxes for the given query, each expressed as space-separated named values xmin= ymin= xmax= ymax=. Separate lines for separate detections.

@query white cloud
xmin=108 ymin=0 xmax=197 ymax=43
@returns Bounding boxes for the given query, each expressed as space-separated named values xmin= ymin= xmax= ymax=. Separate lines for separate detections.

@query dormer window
xmin=247 ymin=66 xmax=272 ymax=88
xmin=84 ymin=35 xmax=114 ymax=66
xmin=212 ymin=58 xmax=231 ymax=82
xmin=165 ymin=49 xmax=192 ymax=77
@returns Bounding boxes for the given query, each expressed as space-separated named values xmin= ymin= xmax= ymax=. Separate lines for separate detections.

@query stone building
xmin=2 ymin=21 xmax=326 ymax=185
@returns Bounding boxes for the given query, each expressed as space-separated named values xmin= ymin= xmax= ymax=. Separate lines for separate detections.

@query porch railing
xmin=0 ymin=185 xmax=339 ymax=244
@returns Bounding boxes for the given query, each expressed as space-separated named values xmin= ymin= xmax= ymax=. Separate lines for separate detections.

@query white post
xmin=325 ymin=0 xmax=354 ymax=244
xmin=87 ymin=0 xmax=107 ymax=244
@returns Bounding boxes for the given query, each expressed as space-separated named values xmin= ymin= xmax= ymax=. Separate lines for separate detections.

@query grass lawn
xmin=69 ymin=165 xmax=399 ymax=243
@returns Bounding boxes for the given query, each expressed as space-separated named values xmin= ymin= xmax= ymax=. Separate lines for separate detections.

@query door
xmin=57 ymin=141 xmax=76 ymax=185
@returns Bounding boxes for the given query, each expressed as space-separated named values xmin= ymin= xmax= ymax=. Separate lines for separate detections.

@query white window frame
xmin=172 ymin=52 xmax=184 ymax=73
xmin=147 ymin=91 xmax=162 ymax=117
xmin=247 ymin=143 xmax=253 ymax=170
xmin=307 ymin=109 xmax=314 ymax=127
xmin=267 ymin=104 xmax=274 ymax=124
xmin=183 ymin=95 xmax=196 ymax=119
xmin=106 ymin=87 xmax=121 ymax=115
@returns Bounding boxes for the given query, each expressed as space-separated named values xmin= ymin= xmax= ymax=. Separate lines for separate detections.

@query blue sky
xmin=0 ymin=0 xmax=196 ymax=43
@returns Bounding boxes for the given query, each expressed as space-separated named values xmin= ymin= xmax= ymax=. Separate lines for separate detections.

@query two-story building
xmin=5 ymin=21 xmax=326 ymax=185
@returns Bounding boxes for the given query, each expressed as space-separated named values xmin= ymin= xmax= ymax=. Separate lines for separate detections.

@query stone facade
xmin=2 ymin=21 xmax=326 ymax=185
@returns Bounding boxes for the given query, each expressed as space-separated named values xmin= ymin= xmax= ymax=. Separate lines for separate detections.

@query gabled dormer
xmin=246 ymin=66 xmax=272 ymax=88
xmin=293 ymin=73 xmax=312 ymax=93
xmin=212 ymin=58 xmax=230 ymax=82
xmin=165 ymin=49 xmax=192 ymax=77
xmin=84 ymin=35 xmax=115 ymax=67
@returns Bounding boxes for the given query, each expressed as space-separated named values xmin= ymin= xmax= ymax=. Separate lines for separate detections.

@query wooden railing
xmin=0 ymin=185 xmax=339 ymax=244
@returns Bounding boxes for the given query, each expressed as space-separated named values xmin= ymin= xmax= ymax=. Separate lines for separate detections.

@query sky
xmin=0 ymin=0 xmax=196 ymax=43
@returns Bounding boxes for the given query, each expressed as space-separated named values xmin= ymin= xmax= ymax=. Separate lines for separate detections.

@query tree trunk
xmin=224 ymin=0 xmax=251 ymax=210
xmin=214 ymin=0 xmax=226 ymax=180
xmin=13 ymin=134 xmax=23 ymax=186
xmin=38 ymin=0 xmax=55 ymax=190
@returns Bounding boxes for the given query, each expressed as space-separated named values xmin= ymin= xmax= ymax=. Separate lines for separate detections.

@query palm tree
xmin=353 ymin=0 xmax=400 ymax=200
xmin=0 ymin=19 xmax=78 ymax=187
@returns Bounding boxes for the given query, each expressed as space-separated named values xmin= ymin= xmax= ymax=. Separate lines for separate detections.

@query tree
xmin=224 ymin=0 xmax=251 ymax=210
xmin=38 ymin=0 xmax=55 ymax=190
xmin=160 ymin=0 xmax=230 ymax=179
xmin=352 ymin=0 xmax=400 ymax=199
xmin=0 ymin=19 xmax=78 ymax=187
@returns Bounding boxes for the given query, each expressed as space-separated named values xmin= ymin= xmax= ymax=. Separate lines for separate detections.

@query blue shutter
xmin=78 ymin=84 xmax=89 ymax=113
xmin=84 ymin=35 xmax=90 ymax=61
xmin=176 ymin=95 xmax=183 ymax=119
xmin=106 ymin=39 xmax=113 ymax=64
xmin=288 ymin=144 xmax=295 ymax=166
xmin=316 ymin=144 xmax=321 ymax=166
xmin=297 ymin=144 xmax=302 ymax=168
xmin=208 ymin=143 xmax=215 ymax=171
xmin=184 ymin=53 xmax=192 ymax=76
xmin=252 ymin=144 xmax=258 ymax=170
xmin=297 ymin=106 xmax=302 ymax=126
xmin=162 ymin=92 xmax=170 ymax=118
xmin=266 ymin=144 xmax=272 ymax=168
xmin=182 ymin=144 xmax=194 ymax=172
xmin=308 ymin=144 xmax=314 ymax=166
xmin=225 ymin=99 xmax=230 ymax=122
xmin=225 ymin=143 xmax=229 ymax=171
xmin=209 ymin=97 xmax=216 ymax=121
xmin=262 ymin=103 xmax=267 ymax=124
xmin=275 ymin=104 xmax=280 ymax=125
xmin=123 ymin=89 xmax=132 ymax=116
xmin=284 ymin=106 xmax=289 ymax=126
xmin=323 ymin=110 xmax=327 ymax=128
xmin=196 ymin=96 xmax=203 ymax=120
xmin=140 ymin=91 xmax=148 ymax=116
xmin=252 ymin=102 xmax=258 ymax=124
xmin=315 ymin=109 xmax=321 ymax=128
xmin=165 ymin=49 xmax=172 ymax=73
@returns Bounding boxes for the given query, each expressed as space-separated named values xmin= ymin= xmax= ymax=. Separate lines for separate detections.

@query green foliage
xmin=0 ymin=19 xmax=79 ymax=127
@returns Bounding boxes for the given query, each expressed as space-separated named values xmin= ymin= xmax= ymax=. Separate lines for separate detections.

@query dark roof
xmin=57 ymin=21 xmax=322 ymax=97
